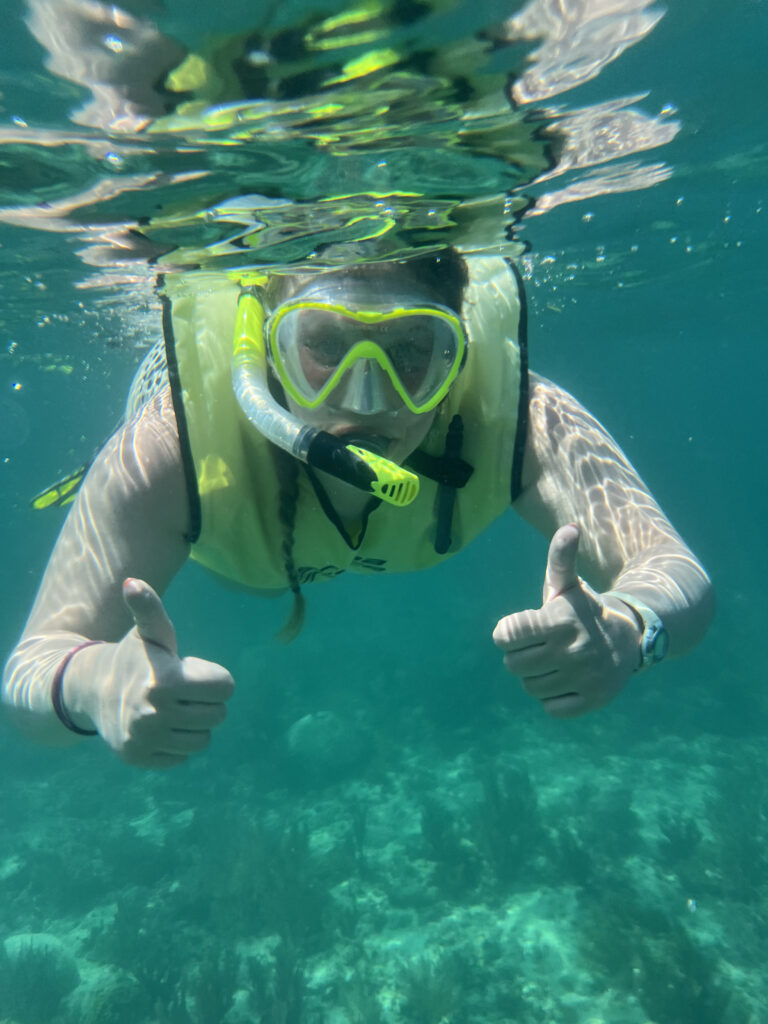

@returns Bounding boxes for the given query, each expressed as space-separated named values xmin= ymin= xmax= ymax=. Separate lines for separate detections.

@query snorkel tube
xmin=232 ymin=293 xmax=419 ymax=507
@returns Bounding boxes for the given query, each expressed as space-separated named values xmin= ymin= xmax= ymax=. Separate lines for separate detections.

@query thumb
xmin=542 ymin=523 xmax=580 ymax=604
xmin=123 ymin=577 xmax=178 ymax=655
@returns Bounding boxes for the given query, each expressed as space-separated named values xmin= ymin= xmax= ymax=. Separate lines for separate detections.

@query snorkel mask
xmin=232 ymin=281 xmax=468 ymax=507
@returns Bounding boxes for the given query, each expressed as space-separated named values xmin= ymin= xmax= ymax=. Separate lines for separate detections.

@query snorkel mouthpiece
xmin=305 ymin=433 xmax=418 ymax=507
xmin=347 ymin=446 xmax=419 ymax=506
xmin=232 ymin=292 xmax=419 ymax=507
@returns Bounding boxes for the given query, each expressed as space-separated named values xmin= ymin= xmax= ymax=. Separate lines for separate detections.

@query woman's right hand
xmin=76 ymin=578 xmax=235 ymax=769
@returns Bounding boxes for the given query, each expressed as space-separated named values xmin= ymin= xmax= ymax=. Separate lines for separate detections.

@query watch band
xmin=606 ymin=591 xmax=669 ymax=671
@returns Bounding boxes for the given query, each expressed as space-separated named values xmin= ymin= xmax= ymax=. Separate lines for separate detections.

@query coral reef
xmin=1 ymin=678 xmax=765 ymax=1023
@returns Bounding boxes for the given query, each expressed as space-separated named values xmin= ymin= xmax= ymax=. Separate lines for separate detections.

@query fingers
xmin=127 ymin=703 xmax=219 ymax=765
xmin=493 ymin=605 xmax=573 ymax=651
xmin=496 ymin=608 xmax=580 ymax=705
xmin=114 ymin=611 xmax=234 ymax=767
xmin=493 ymin=557 xmax=605 ymax=713
xmin=497 ymin=613 xmax=571 ymax=696
xmin=541 ymin=693 xmax=588 ymax=719
xmin=109 ymin=589 xmax=235 ymax=769
xmin=124 ymin=729 xmax=212 ymax=770
xmin=494 ymin=525 xmax=632 ymax=720
xmin=142 ymin=659 xmax=231 ymax=741
xmin=500 ymin=644 xmax=591 ymax=715
xmin=146 ymin=694 xmax=228 ymax=730
xmin=138 ymin=720 xmax=213 ymax=755
xmin=123 ymin=577 xmax=178 ymax=655
xmin=150 ymin=655 xmax=235 ymax=705
xmin=502 ymin=646 xmax=571 ymax=698
xmin=542 ymin=523 xmax=580 ymax=604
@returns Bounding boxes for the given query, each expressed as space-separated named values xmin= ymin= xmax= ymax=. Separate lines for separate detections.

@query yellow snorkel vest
xmin=162 ymin=255 xmax=525 ymax=589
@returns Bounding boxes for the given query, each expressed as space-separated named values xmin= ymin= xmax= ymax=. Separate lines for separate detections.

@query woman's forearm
xmin=607 ymin=541 xmax=715 ymax=657
xmin=2 ymin=631 xmax=91 ymax=744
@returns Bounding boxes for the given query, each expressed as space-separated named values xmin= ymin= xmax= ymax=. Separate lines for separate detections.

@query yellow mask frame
xmin=266 ymin=300 xmax=466 ymax=414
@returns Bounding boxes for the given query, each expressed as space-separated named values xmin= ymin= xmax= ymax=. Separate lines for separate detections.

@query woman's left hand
xmin=492 ymin=524 xmax=641 ymax=717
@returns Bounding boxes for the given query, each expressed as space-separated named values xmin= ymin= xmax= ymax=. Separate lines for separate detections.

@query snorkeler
xmin=2 ymin=250 xmax=713 ymax=768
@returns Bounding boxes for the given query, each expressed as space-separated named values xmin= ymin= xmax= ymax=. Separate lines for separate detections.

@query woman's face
xmin=273 ymin=264 xmax=457 ymax=462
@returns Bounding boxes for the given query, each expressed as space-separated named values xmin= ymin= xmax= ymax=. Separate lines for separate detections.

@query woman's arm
xmin=516 ymin=373 xmax=714 ymax=651
xmin=495 ymin=373 xmax=714 ymax=716
xmin=2 ymin=389 xmax=234 ymax=766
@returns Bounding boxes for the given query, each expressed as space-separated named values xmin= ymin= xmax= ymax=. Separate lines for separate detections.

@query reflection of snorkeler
xmin=24 ymin=0 xmax=187 ymax=132
xmin=20 ymin=0 xmax=543 ymax=144
xmin=15 ymin=0 xmax=680 ymax=269
xmin=25 ymin=0 xmax=467 ymax=133
xmin=17 ymin=0 xmax=555 ymax=268
xmin=3 ymin=251 xmax=713 ymax=768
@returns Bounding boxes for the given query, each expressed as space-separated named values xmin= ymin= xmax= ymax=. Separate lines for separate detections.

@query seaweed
xmin=204 ymin=815 xmax=331 ymax=953
xmin=187 ymin=944 xmax=239 ymax=1024
xmin=250 ymin=820 xmax=331 ymax=951
xmin=333 ymin=952 xmax=386 ymax=1024
xmin=133 ymin=949 xmax=189 ymax=1024
xmin=548 ymin=826 xmax=598 ymax=890
xmin=348 ymin=799 xmax=368 ymax=876
xmin=0 ymin=936 xmax=79 ymax=1024
xmin=400 ymin=954 xmax=465 ymax=1024
xmin=419 ymin=796 xmax=482 ymax=899
xmin=580 ymin=892 xmax=733 ymax=1024
xmin=636 ymin=920 xmax=732 ymax=1024
xmin=244 ymin=941 xmax=314 ymax=1024
xmin=657 ymin=809 xmax=704 ymax=888
xmin=706 ymin=763 xmax=768 ymax=903
xmin=474 ymin=764 xmax=549 ymax=889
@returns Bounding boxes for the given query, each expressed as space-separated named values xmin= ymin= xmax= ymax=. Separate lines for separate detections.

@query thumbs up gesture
xmin=83 ymin=578 xmax=234 ymax=768
xmin=492 ymin=524 xmax=641 ymax=718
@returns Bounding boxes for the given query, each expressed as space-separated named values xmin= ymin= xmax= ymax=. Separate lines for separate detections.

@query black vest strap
xmin=507 ymin=259 xmax=529 ymax=503
xmin=160 ymin=278 xmax=202 ymax=544
xmin=406 ymin=415 xmax=473 ymax=555
xmin=405 ymin=428 xmax=473 ymax=489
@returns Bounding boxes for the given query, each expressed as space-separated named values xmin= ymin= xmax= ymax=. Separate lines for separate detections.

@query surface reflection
xmin=0 ymin=0 xmax=679 ymax=279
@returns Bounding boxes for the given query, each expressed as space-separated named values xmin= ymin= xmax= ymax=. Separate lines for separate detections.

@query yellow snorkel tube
xmin=232 ymin=293 xmax=419 ymax=507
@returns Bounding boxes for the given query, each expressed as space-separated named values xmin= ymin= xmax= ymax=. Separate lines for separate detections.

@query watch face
xmin=647 ymin=624 xmax=669 ymax=664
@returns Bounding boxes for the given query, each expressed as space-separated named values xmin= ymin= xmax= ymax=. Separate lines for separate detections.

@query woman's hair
xmin=264 ymin=247 xmax=468 ymax=312
xmin=268 ymin=248 xmax=468 ymax=643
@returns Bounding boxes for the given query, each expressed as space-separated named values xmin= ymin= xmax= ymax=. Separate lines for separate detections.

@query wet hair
xmin=264 ymin=247 xmax=468 ymax=312
xmin=269 ymin=248 xmax=468 ymax=642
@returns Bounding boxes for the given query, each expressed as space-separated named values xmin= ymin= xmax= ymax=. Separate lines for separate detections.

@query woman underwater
xmin=2 ymin=249 xmax=713 ymax=768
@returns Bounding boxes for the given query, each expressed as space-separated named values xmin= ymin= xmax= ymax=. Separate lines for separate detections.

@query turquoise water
xmin=1 ymin=0 xmax=766 ymax=1021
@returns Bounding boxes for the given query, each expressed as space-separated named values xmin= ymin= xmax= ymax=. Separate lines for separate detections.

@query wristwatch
xmin=607 ymin=591 xmax=669 ymax=671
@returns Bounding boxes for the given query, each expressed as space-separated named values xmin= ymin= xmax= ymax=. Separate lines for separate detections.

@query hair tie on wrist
xmin=51 ymin=641 xmax=102 ymax=736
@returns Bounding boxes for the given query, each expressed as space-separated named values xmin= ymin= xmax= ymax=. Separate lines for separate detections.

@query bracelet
xmin=51 ymin=641 xmax=102 ymax=736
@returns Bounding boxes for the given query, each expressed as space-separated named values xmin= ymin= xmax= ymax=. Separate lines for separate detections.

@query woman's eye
xmin=304 ymin=335 xmax=346 ymax=365
xmin=389 ymin=340 xmax=430 ymax=374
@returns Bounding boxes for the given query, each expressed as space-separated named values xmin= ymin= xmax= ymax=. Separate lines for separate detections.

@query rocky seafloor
xmin=1 ymin=638 xmax=765 ymax=1024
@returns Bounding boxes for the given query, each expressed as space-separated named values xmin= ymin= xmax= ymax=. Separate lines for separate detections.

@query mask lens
xmin=298 ymin=312 xmax=361 ymax=387
xmin=382 ymin=316 xmax=456 ymax=398
xmin=269 ymin=303 xmax=464 ymax=412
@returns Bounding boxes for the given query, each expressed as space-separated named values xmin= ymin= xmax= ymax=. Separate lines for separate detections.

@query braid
xmin=269 ymin=443 xmax=306 ymax=643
